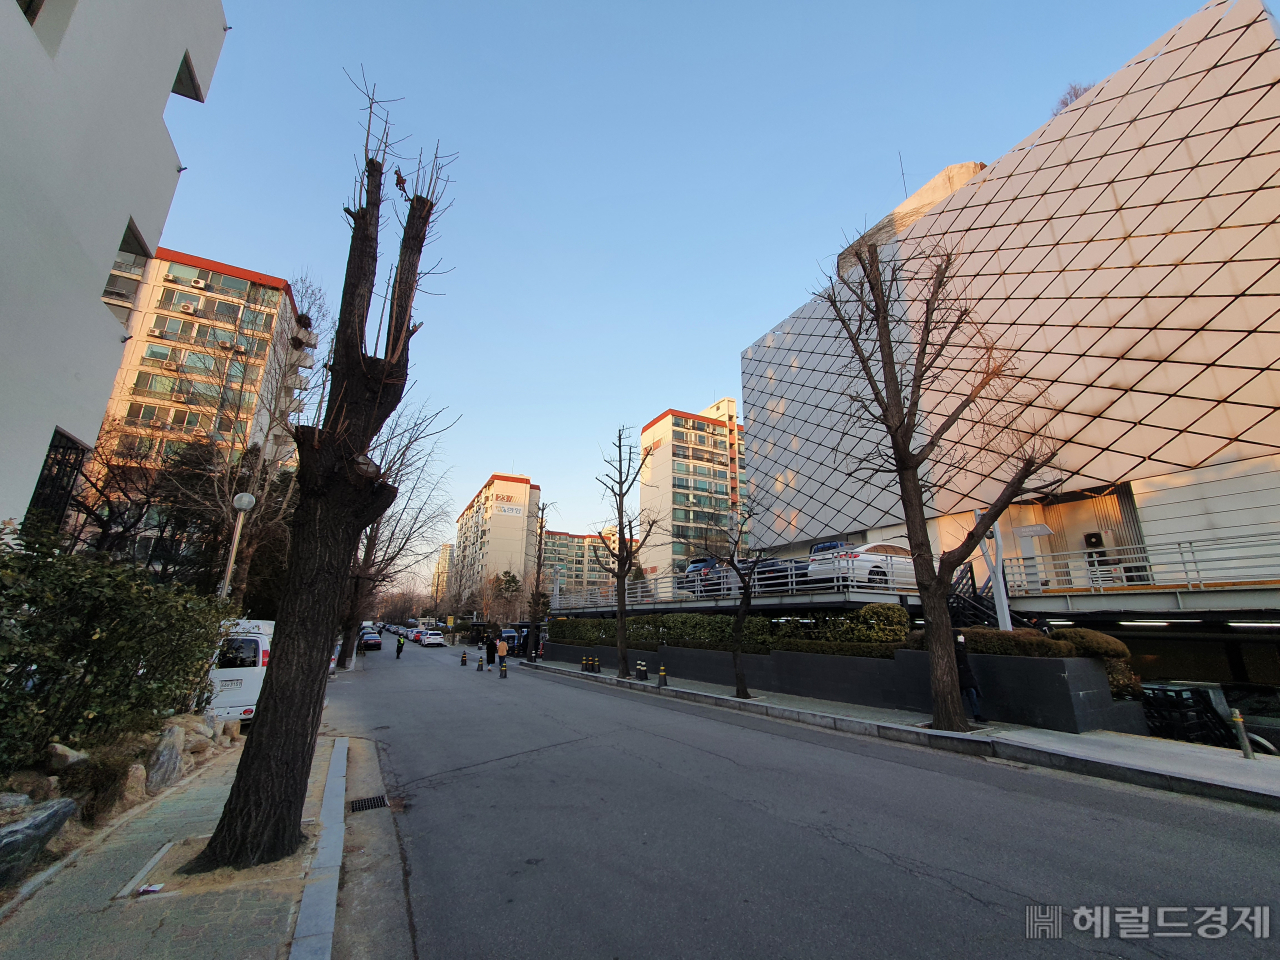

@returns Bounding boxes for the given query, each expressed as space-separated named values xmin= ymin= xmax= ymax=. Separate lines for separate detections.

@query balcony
xmin=1002 ymin=533 xmax=1280 ymax=612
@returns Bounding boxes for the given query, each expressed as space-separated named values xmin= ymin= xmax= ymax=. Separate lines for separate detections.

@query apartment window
xmin=184 ymin=352 xmax=220 ymax=377
xmin=143 ymin=344 xmax=177 ymax=363
xmin=694 ymin=464 xmax=711 ymax=477
xmin=673 ymin=461 xmax=689 ymax=474
xmin=237 ymin=334 xmax=268 ymax=357
xmin=159 ymin=288 xmax=202 ymax=312
xmin=152 ymin=316 xmax=195 ymax=338
xmin=103 ymin=274 xmax=139 ymax=304
xmin=695 ymin=434 xmax=707 ymax=446
xmin=112 ymin=250 xmax=146 ymax=276
xmin=714 ymin=469 xmax=728 ymax=480
xmin=672 ymin=445 xmax=689 ymax=459
xmin=126 ymin=402 xmax=165 ymax=423
xmin=671 ymin=430 xmax=687 ymax=442
xmin=214 ymin=300 xmax=241 ymax=321
xmin=671 ymin=543 xmax=690 ymax=556
xmin=114 ymin=434 xmax=155 ymax=459
xmin=241 ymin=309 xmax=273 ymax=332
xmin=228 ymin=361 xmax=261 ymax=385
xmin=672 ymin=477 xmax=690 ymax=489
xmin=672 ymin=509 xmax=690 ymax=522
xmin=672 ymin=492 xmax=690 ymax=505
xmin=713 ymin=483 xmax=729 ymax=495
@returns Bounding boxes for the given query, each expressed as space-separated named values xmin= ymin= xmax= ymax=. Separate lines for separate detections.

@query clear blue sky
xmin=161 ymin=0 xmax=1198 ymax=537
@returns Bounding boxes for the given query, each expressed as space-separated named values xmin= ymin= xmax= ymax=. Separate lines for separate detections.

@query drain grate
xmin=349 ymin=794 xmax=389 ymax=812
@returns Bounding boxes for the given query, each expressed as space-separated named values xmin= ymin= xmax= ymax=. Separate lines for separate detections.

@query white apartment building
xmin=545 ymin=527 xmax=631 ymax=595
xmin=741 ymin=0 xmax=1280 ymax=625
xmin=452 ymin=474 xmax=541 ymax=597
xmin=1 ymin=0 xmax=227 ymax=524
xmin=639 ymin=398 xmax=746 ymax=577
xmin=101 ymin=248 xmax=314 ymax=466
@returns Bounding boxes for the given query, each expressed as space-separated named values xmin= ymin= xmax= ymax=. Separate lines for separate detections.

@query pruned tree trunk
xmin=191 ymin=138 xmax=444 ymax=869
xmin=729 ymin=592 xmax=752 ymax=700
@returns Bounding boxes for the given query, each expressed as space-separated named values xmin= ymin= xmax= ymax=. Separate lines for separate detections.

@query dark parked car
xmin=679 ymin=558 xmax=727 ymax=596
xmin=359 ymin=631 xmax=382 ymax=651
xmin=754 ymin=557 xmax=808 ymax=593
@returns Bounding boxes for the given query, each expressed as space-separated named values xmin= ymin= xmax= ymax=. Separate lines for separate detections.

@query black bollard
xmin=500 ymin=661 xmax=507 ymax=678
xmin=477 ymin=653 xmax=484 ymax=672
xmin=636 ymin=660 xmax=648 ymax=681
xmin=461 ymin=650 xmax=467 ymax=666
xmin=658 ymin=664 xmax=667 ymax=687
xmin=581 ymin=655 xmax=586 ymax=672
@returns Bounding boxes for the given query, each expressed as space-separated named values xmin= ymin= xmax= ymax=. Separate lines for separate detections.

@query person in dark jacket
xmin=954 ymin=634 xmax=985 ymax=722
xmin=486 ymin=635 xmax=498 ymax=672
xmin=396 ymin=634 xmax=406 ymax=659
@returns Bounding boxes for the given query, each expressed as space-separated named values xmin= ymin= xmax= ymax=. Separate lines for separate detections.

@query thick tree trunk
xmin=189 ymin=482 xmax=374 ymax=868
xmin=615 ymin=583 xmax=630 ymax=679
xmin=897 ymin=462 xmax=968 ymax=732
xmin=729 ymin=588 xmax=752 ymax=699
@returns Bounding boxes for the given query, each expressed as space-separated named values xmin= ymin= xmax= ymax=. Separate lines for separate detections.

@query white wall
xmin=1133 ymin=455 xmax=1280 ymax=544
xmin=0 ymin=0 xmax=226 ymax=520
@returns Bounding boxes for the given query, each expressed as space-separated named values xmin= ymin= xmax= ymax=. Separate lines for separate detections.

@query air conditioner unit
xmin=234 ymin=344 xmax=246 ymax=353
xmin=162 ymin=361 xmax=178 ymax=371
xmin=172 ymin=394 xmax=188 ymax=403
xmin=190 ymin=279 xmax=206 ymax=289
xmin=179 ymin=303 xmax=195 ymax=314
xmin=216 ymin=340 xmax=234 ymax=350
xmin=163 ymin=273 xmax=177 ymax=283
xmin=192 ymin=428 xmax=207 ymax=438
xmin=1083 ymin=531 xmax=1116 ymax=550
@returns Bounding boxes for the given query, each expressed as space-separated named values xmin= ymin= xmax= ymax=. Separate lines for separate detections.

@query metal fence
xmin=1002 ymin=532 xmax=1280 ymax=596
xmin=550 ymin=562 xmax=918 ymax=612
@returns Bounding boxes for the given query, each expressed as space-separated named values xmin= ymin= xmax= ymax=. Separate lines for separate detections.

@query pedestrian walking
xmin=396 ymin=634 xmax=405 ymax=659
xmin=486 ymin=635 xmax=497 ymax=672
xmin=497 ymin=636 xmax=508 ymax=673
xmin=954 ymin=633 xmax=985 ymax=722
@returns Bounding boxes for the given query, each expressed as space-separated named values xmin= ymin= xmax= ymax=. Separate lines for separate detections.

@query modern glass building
xmin=741 ymin=0 xmax=1280 ymax=678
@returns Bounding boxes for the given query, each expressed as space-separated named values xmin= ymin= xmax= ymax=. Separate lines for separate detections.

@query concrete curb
xmin=289 ymin=737 xmax=348 ymax=960
xmin=520 ymin=661 xmax=1280 ymax=812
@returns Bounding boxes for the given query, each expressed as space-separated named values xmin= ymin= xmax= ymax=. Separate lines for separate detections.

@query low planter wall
xmin=542 ymin=642 xmax=1148 ymax=735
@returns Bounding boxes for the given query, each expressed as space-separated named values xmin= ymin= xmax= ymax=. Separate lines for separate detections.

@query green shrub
xmin=1048 ymin=628 xmax=1130 ymax=659
xmin=0 ymin=546 xmax=229 ymax=776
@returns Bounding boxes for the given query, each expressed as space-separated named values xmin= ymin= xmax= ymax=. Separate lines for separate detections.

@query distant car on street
xmin=422 ymin=630 xmax=446 ymax=647
xmin=359 ymin=631 xmax=382 ymax=651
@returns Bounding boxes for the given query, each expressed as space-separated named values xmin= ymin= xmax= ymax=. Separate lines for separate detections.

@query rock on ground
xmin=145 ymin=726 xmax=185 ymax=795
xmin=0 ymin=798 xmax=77 ymax=886
xmin=46 ymin=744 xmax=89 ymax=771
xmin=4 ymin=772 xmax=58 ymax=803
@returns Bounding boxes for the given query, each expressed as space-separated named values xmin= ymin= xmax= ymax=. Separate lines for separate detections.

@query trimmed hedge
xmin=548 ymin=604 xmax=910 ymax=658
xmin=1047 ymin=628 xmax=1130 ymax=659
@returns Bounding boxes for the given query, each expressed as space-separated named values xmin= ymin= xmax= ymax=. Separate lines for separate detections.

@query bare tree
xmin=63 ymin=419 xmax=171 ymax=556
xmin=336 ymin=399 xmax=453 ymax=666
xmin=1052 ymin=82 xmax=1094 ymax=116
xmin=193 ymin=90 xmax=450 ymax=869
xmin=671 ymin=494 xmax=776 ymax=699
xmin=590 ymin=427 xmax=660 ymax=679
xmin=815 ymin=242 xmax=1061 ymax=731
xmin=526 ymin=502 xmax=549 ymax=657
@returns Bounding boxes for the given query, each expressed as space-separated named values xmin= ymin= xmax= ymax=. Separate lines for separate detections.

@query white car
xmin=806 ymin=542 xmax=914 ymax=590
xmin=209 ymin=619 xmax=273 ymax=726
xmin=422 ymin=630 xmax=446 ymax=647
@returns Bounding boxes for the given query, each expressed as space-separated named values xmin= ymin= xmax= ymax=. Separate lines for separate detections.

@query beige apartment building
xmin=544 ymin=527 xmax=631 ymax=596
xmin=100 ymin=248 xmax=315 ymax=465
xmin=432 ymin=543 xmax=453 ymax=600
xmin=639 ymin=398 xmax=746 ymax=577
xmin=452 ymin=473 xmax=541 ymax=598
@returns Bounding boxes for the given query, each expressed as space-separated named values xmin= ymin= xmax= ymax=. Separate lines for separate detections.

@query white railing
xmin=1002 ymin=532 xmax=1280 ymax=596
xmin=550 ymin=562 xmax=918 ymax=612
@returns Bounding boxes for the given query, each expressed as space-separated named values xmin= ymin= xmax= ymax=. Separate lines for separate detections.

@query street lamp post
xmin=218 ymin=492 xmax=257 ymax=600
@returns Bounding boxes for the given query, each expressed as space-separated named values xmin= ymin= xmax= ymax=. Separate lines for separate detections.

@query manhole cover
xmin=349 ymin=795 xmax=389 ymax=812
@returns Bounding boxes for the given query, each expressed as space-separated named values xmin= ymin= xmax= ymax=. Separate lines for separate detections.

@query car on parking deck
xmin=678 ymin=557 xmax=727 ymax=596
xmin=806 ymin=542 xmax=913 ymax=589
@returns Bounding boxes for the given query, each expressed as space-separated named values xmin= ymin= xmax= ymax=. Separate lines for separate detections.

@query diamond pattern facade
xmin=742 ymin=0 xmax=1280 ymax=549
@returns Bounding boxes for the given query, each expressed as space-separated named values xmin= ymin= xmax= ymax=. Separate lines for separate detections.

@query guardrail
xmin=550 ymin=563 xmax=918 ymax=611
xmin=1002 ymin=533 xmax=1280 ymax=596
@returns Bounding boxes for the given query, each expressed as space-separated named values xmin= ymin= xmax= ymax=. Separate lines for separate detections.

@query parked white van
xmin=209 ymin=619 xmax=273 ymax=726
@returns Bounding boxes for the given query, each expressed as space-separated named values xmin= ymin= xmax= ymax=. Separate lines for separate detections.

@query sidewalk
xmin=522 ymin=660 xmax=1280 ymax=811
xmin=0 ymin=738 xmax=342 ymax=960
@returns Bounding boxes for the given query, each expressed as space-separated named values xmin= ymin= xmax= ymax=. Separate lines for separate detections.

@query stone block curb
xmin=289 ymin=736 xmax=348 ymax=960
xmin=520 ymin=660 xmax=1280 ymax=812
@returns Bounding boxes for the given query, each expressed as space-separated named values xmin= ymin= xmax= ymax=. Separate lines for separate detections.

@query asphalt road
xmin=322 ymin=634 xmax=1280 ymax=960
